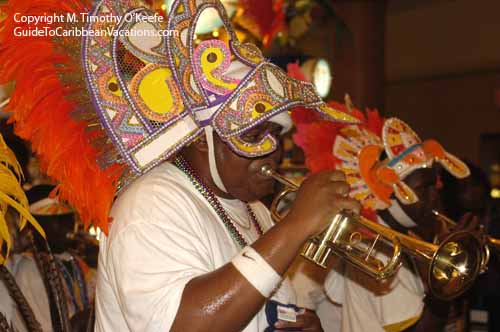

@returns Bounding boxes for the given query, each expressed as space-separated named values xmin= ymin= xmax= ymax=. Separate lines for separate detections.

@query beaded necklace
xmin=174 ymin=156 xmax=263 ymax=248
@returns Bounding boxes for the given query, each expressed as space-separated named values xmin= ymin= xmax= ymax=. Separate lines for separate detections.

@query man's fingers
xmin=274 ymin=317 xmax=304 ymax=329
xmin=330 ymin=181 xmax=350 ymax=196
xmin=465 ymin=216 xmax=479 ymax=232
xmin=274 ymin=310 xmax=324 ymax=332
xmin=329 ymin=170 xmax=346 ymax=182
xmin=408 ymin=230 xmax=422 ymax=240
xmin=313 ymin=170 xmax=346 ymax=183
xmin=457 ymin=213 xmax=479 ymax=232
xmin=333 ymin=196 xmax=362 ymax=215
xmin=457 ymin=212 xmax=473 ymax=228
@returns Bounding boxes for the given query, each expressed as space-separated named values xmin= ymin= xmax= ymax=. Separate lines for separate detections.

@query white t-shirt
xmin=324 ymin=218 xmax=425 ymax=332
xmin=287 ymin=259 xmax=341 ymax=332
xmin=94 ymin=162 xmax=297 ymax=332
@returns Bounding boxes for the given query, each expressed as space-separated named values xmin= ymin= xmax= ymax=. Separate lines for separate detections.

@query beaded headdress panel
xmin=0 ymin=0 xmax=358 ymax=232
xmin=84 ymin=0 xmax=359 ymax=173
xmin=293 ymin=105 xmax=470 ymax=211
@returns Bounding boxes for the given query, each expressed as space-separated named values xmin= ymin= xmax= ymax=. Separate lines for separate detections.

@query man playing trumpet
xmin=293 ymin=103 xmax=476 ymax=331
xmin=0 ymin=0 xmax=364 ymax=330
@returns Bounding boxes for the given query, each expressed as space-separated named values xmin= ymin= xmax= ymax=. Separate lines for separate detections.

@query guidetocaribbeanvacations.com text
xmin=13 ymin=26 xmax=178 ymax=37
xmin=12 ymin=12 xmax=179 ymax=37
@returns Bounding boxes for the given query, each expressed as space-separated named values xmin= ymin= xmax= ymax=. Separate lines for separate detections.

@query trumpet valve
xmin=300 ymin=214 xmax=345 ymax=268
xmin=301 ymin=238 xmax=332 ymax=268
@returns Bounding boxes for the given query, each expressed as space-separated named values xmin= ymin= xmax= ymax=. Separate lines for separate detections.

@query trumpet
xmin=432 ymin=210 xmax=499 ymax=273
xmin=262 ymin=165 xmax=483 ymax=300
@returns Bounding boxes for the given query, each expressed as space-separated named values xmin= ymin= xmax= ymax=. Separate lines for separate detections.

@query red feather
xmin=293 ymin=121 xmax=343 ymax=173
xmin=286 ymin=62 xmax=307 ymax=81
xmin=0 ymin=0 xmax=125 ymax=234
xmin=240 ymin=0 xmax=286 ymax=47
xmin=293 ymin=105 xmax=383 ymax=173
xmin=293 ymin=102 xmax=384 ymax=217
xmin=365 ymin=108 xmax=384 ymax=137
xmin=240 ymin=0 xmax=274 ymax=36
xmin=291 ymin=106 xmax=321 ymax=124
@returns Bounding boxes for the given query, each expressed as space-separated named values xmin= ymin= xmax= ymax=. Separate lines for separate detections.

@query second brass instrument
xmin=432 ymin=210 xmax=499 ymax=273
xmin=262 ymin=165 xmax=483 ymax=300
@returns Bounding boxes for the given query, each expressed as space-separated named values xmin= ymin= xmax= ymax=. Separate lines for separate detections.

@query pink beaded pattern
xmin=166 ymin=0 xmax=235 ymax=109
xmin=192 ymin=40 xmax=240 ymax=96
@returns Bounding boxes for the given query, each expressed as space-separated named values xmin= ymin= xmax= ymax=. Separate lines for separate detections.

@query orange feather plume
xmin=0 ymin=0 xmax=125 ymax=234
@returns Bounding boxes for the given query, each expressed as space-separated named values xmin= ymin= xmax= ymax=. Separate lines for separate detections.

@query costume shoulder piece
xmin=0 ymin=0 xmax=359 ymax=233
xmin=293 ymin=103 xmax=470 ymax=213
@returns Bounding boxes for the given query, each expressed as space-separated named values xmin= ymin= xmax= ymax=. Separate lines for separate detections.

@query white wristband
xmin=231 ymin=246 xmax=282 ymax=298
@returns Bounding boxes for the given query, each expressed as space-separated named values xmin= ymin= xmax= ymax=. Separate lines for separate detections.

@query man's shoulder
xmin=108 ymin=162 xmax=201 ymax=231
xmin=115 ymin=162 xmax=197 ymax=207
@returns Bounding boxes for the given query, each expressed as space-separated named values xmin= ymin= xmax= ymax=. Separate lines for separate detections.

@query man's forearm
xmin=170 ymin=216 xmax=309 ymax=332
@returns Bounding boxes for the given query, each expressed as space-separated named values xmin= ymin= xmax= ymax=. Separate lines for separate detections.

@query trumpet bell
xmin=429 ymin=231 xmax=483 ymax=300
xmin=432 ymin=209 xmax=497 ymax=274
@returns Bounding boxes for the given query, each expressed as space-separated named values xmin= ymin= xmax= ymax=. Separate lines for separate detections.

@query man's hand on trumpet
xmin=284 ymin=170 xmax=361 ymax=239
xmin=434 ymin=212 xmax=480 ymax=243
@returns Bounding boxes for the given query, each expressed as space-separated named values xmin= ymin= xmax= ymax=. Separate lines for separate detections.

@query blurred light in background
xmin=88 ymin=226 xmax=102 ymax=241
xmin=301 ymin=58 xmax=333 ymax=98
xmin=269 ymin=55 xmax=333 ymax=98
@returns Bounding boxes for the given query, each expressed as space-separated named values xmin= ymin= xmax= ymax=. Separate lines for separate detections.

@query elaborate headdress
xmin=293 ymin=103 xmax=470 ymax=221
xmin=0 ymin=134 xmax=45 ymax=265
xmin=0 ymin=0 xmax=359 ymax=233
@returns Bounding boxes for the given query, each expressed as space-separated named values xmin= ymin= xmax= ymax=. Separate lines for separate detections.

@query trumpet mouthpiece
xmin=260 ymin=164 xmax=274 ymax=177
xmin=432 ymin=210 xmax=456 ymax=226
xmin=260 ymin=165 xmax=300 ymax=189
